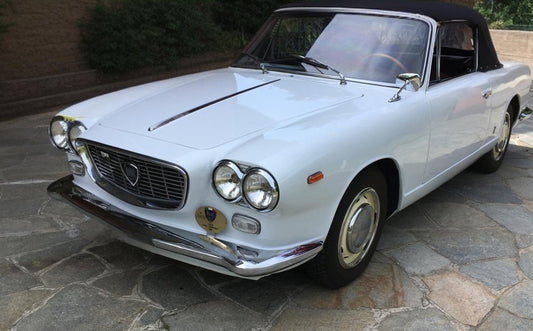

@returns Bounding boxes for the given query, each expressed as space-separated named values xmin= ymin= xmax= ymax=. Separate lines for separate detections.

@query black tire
xmin=306 ymin=166 xmax=388 ymax=289
xmin=473 ymin=104 xmax=512 ymax=173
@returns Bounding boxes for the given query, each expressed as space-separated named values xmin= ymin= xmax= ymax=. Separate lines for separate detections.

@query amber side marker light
xmin=307 ymin=171 xmax=324 ymax=184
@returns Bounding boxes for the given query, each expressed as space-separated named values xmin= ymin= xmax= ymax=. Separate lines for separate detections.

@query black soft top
xmin=280 ymin=0 xmax=502 ymax=71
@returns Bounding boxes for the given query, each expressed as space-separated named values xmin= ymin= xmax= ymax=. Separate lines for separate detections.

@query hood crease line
xmin=147 ymin=79 xmax=281 ymax=132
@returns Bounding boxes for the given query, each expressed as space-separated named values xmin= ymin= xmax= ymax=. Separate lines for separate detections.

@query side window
xmin=430 ymin=22 xmax=476 ymax=83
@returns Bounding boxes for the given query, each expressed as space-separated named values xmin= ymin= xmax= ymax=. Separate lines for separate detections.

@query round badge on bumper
xmin=195 ymin=206 xmax=227 ymax=233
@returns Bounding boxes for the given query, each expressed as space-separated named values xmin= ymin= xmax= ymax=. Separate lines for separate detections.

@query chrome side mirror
xmin=389 ymin=73 xmax=422 ymax=103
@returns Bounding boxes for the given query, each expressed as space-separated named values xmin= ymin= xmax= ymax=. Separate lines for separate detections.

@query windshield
xmin=234 ymin=12 xmax=430 ymax=84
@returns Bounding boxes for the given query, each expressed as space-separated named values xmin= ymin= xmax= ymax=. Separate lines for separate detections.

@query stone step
xmin=0 ymin=70 xmax=99 ymax=104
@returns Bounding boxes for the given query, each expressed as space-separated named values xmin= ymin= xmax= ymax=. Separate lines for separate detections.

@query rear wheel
xmin=306 ymin=166 xmax=387 ymax=289
xmin=474 ymin=104 xmax=512 ymax=173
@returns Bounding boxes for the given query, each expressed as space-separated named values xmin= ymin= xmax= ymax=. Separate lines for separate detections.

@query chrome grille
xmin=85 ymin=142 xmax=187 ymax=209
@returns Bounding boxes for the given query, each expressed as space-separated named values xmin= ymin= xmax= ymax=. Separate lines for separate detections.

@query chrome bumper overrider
xmin=47 ymin=175 xmax=323 ymax=278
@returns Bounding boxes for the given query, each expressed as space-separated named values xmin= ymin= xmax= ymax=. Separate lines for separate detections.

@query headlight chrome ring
xmin=213 ymin=160 xmax=244 ymax=202
xmin=49 ymin=116 xmax=86 ymax=155
xmin=67 ymin=122 xmax=87 ymax=152
xmin=212 ymin=161 xmax=279 ymax=212
xmin=49 ymin=116 xmax=70 ymax=150
xmin=243 ymin=168 xmax=279 ymax=212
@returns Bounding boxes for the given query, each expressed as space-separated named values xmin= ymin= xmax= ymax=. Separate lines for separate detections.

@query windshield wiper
xmin=241 ymin=53 xmax=269 ymax=74
xmin=290 ymin=54 xmax=347 ymax=85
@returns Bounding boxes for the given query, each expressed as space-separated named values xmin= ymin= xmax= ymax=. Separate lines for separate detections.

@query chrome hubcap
xmin=338 ymin=188 xmax=380 ymax=269
xmin=493 ymin=112 xmax=511 ymax=161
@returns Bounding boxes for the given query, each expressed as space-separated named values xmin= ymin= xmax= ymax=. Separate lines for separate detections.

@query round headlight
xmin=68 ymin=122 xmax=86 ymax=150
xmin=49 ymin=117 xmax=69 ymax=150
xmin=213 ymin=161 xmax=243 ymax=202
xmin=243 ymin=169 xmax=279 ymax=211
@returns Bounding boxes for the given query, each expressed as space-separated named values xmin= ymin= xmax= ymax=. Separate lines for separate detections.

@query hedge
xmin=80 ymin=0 xmax=223 ymax=72
xmin=80 ymin=0 xmax=292 ymax=73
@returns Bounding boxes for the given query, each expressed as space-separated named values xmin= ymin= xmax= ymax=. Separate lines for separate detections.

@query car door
xmin=424 ymin=22 xmax=492 ymax=180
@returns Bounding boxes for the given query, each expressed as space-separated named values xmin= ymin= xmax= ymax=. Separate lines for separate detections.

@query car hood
xmin=98 ymin=68 xmax=362 ymax=149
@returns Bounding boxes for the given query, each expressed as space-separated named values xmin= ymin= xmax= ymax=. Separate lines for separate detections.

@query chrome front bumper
xmin=47 ymin=175 xmax=323 ymax=279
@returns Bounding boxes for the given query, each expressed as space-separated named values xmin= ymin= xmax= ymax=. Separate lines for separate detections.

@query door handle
xmin=482 ymin=89 xmax=492 ymax=99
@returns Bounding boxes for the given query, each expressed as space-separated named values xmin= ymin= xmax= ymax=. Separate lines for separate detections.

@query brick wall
xmin=0 ymin=0 xmax=96 ymax=81
xmin=0 ymin=0 xmax=236 ymax=120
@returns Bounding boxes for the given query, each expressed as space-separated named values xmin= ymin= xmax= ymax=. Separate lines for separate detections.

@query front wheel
xmin=473 ymin=104 xmax=512 ymax=173
xmin=306 ymin=166 xmax=388 ymax=289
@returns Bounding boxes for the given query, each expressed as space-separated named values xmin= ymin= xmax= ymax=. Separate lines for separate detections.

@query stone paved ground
xmin=1 ymin=108 xmax=532 ymax=330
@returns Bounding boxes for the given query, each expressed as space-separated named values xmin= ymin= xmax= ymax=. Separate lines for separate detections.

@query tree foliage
xmin=475 ymin=0 xmax=533 ymax=29
xmin=212 ymin=0 xmax=292 ymax=47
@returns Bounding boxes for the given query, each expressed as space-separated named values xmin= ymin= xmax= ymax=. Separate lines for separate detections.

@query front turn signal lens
xmin=232 ymin=214 xmax=261 ymax=234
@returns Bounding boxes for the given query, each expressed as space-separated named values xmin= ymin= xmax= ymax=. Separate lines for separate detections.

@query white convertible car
xmin=48 ymin=1 xmax=533 ymax=288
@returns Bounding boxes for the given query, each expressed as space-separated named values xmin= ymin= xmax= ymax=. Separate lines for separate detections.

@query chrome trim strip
xmin=148 ymin=79 xmax=281 ymax=132
xmin=276 ymin=7 xmax=430 ymax=19
xmin=47 ymin=175 xmax=323 ymax=278
xmin=435 ymin=24 xmax=442 ymax=82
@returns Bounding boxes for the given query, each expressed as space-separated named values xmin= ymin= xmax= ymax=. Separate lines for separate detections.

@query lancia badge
xmin=204 ymin=207 xmax=217 ymax=222
xmin=121 ymin=162 xmax=140 ymax=186
xmin=195 ymin=206 xmax=227 ymax=233
xmin=100 ymin=151 xmax=110 ymax=160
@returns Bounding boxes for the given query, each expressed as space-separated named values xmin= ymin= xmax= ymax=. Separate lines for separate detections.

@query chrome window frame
xmin=430 ymin=20 xmax=478 ymax=85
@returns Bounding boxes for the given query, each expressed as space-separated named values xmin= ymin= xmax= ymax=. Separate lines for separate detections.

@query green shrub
xmin=212 ymin=0 xmax=292 ymax=47
xmin=80 ymin=0 xmax=224 ymax=72
xmin=475 ymin=0 xmax=533 ymax=29
xmin=80 ymin=0 xmax=296 ymax=72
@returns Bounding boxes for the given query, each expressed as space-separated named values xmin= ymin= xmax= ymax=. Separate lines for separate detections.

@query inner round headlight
xmin=49 ymin=117 xmax=69 ymax=150
xmin=213 ymin=161 xmax=243 ymax=202
xmin=243 ymin=169 xmax=279 ymax=211
xmin=68 ymin=122 xmax=86 ymax=150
